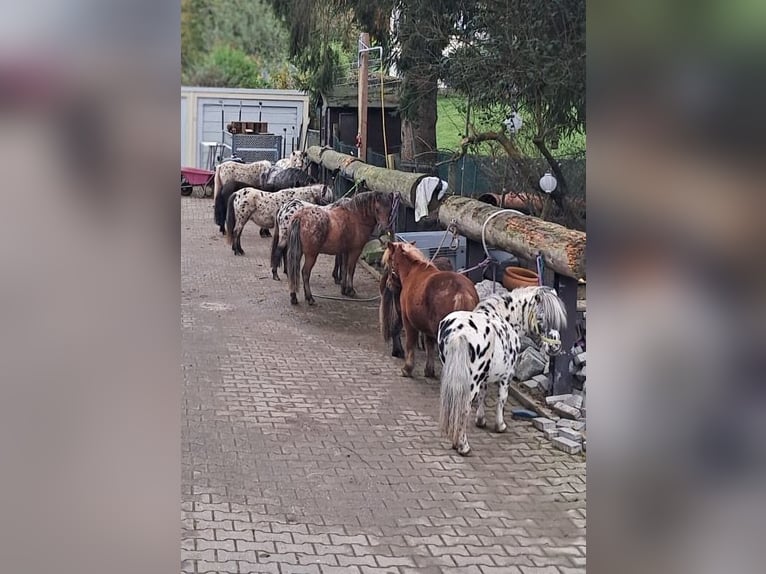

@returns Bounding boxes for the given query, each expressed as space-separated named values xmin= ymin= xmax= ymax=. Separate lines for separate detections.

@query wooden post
xmin=357 ymin=32 xmax=370 ymax=162
xmin=551 ymin=273 xmax=578 ymax=395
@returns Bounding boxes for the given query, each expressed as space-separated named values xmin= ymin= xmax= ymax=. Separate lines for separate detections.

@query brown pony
xmin=285 ymin=190 xmax=394 ymax=305
xmin=384 ymin=242 xmax=479 ymax=378
xmin=380 ymin=254 xmax=454 ymax=359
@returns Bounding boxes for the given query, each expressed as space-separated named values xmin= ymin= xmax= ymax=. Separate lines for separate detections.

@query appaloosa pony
xmin=225 ymin=184 xmax=333 ymax=255
xmin=285 ymin=191 xmax=394 ymax=305
xmin=380 ymin=251 xmax=454 ymax=359
xmin=275 ymin=150 xmax=308 ymax=170
xmin=270 ymin=197 xmax=351 ymax=282
xmin=438 ymin=286 xmax=566 ymax=455
xmin=213 ymin=160 xmax=272 ymax=236
xmin=384 ymin=242 xmax=479 ymax=379
xmin=213 ymin=159 xmax=271 ymax=201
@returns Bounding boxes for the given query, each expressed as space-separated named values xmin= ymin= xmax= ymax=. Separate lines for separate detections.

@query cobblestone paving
xmin=182 ymin=197 xmax=586 ymax=573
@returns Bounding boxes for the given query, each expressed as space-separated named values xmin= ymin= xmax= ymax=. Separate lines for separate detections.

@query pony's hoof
xmin=391 ymin=348 xmax=404 ymax=359
xmin=424 ymin=367 xmax=436 ymax=379
xmin=457 ymin=444 xmax=471 ymax=456
xmin=344 ymin=288 xmax=356 ymax=298
xmin=400 ymin=367 xmax=412 ymax=378
xmin=290 ymin=293 xmax=298 ymax=305
xmin=476 ymin=417 xmax=487 ymax=428
xmin=307 ymin=297 xmax=316 ymax=306
xmin=272 ymin=272 xmax=280 ymax=281
xmin=333 ymin=277 xmax=342 ymax=285
xmin=495 ymin=422 xmax=507 ymax=433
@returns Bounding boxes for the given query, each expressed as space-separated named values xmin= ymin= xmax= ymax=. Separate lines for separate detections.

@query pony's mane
xmin=346 ymin=190 xmax=391 ymax=215
xmin=508 ymin=286 xmax=568 ymax=331
xmin=396 ymin=242 xmax=434 ymax=267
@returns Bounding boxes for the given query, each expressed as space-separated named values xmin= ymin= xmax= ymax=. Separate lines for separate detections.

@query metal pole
xmin=259 ymin=102 xmax=263 ymax=122
xmin=357 ymin=32 xmax=370 ymax=162
xmin=282 ymin=128 xmax=287 ymax=159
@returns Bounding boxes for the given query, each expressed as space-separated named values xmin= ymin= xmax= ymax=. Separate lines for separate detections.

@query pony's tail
xmin=225 ymin=191 xmax=237 ymax=245
xmin=213 ymin=167 xmax=221 ymax=201
xmin=439 ymin=334 xmax=472 ymax=447
xmin=379 ymin=273 xmax=397 ymax=342
xmin=270 ymin=218 xmax=282 ymax=273
xmin=214 ymin=189 xmax=225 ymax=230
xmin=286 ymin=217 xmax=303 ymax=287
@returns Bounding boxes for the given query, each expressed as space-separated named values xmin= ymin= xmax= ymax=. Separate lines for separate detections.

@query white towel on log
xmin=414 ymin=177 xmax=448 ymax=222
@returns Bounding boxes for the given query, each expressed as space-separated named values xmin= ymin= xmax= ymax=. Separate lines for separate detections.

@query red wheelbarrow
xmin=181 ymin=167 xmax=215 ymax=197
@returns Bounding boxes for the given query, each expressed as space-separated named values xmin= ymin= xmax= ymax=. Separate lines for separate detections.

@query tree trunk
xmin=438 ymin=195 xmax=586 ymax=280
xmin=400 ymin=74 xmax=438 ymax=166
xmin=306 ymin=145 xmax=426 ymax=210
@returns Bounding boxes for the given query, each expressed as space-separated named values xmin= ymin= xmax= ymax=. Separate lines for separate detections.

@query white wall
xmin=181 ymin=87 xmax=311 ymax=168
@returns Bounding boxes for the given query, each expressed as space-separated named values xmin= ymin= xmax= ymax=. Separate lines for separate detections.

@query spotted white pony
xmin=270 ymin=197 xmax=351 ymax=281
xmin=275 ymin=150 xmax=308 ymax=170
xmin=213 ymin=159 xmax=272 ymax=201
xmin=225 ymin=184 xmax=333 ymax=255
xmin=438 ymin=286 xmax=567 ymax=455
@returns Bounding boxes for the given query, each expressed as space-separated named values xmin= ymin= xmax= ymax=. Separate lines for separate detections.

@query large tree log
xmin=438 ymin=195 xmax=586 ymax=280
xmin=306 ymin=145 xmax=428 ymax=209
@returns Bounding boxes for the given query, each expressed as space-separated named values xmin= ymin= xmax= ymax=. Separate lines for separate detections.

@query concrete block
xmin=564 ymin=394 xmax=583 ymax=410
xmin=537 ymin=377 xmax=552 ymax=394
xmin=545 ymin=393 xmax=573 ymax=406
xmin=558 ymin=428 xmax=582 ymax=443
xmin=532 ymin=417 xmax=556 ymax=431
xmin=515 ymin=347 xmax=547 ymax=381
xmin=542 ymin=428 xmax=558 ymax=440
xmin=553 ymin=436 xmax=582 ymax=455
xmin=520 ymin=379 xmax=538 ymax=392
xmin=552 ymin=401 xmax=581 ymax=420
xmin=574 ymin=351 xmax=587 ymax=366
xmin=519 ymin=335 xmax=536 ymax=351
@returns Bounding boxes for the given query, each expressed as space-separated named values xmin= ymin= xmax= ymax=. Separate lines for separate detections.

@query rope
xmin=380 ymin=65 xmax=389 ymax=161
xmin=457 ymin=257 xmax=491 ymax=275
xmin=338 ymin=179 xmax=361 ymax=200
xmin=388 ymin=193 xmax=400 ymax=231
xmin=313 ymin=293 xmax=381 ymax=302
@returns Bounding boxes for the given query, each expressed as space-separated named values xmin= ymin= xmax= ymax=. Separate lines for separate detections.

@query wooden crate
xmin=227 ymin=121 xmax=269 ymax=135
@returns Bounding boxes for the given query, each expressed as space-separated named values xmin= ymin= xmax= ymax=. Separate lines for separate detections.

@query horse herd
xmin=208 ymin=153 xmax=568 ymax=455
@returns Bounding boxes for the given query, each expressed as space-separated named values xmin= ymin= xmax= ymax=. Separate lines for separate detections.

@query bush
xmin=185 ymin=45 xmax=267 ymax=89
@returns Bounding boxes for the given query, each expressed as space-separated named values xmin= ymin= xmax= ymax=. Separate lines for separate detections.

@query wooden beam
xmin=438 ymin=195 xmax=586 ymax=280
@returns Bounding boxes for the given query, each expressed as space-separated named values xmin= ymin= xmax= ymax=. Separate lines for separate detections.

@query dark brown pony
xmin=384 ymin=242 xmax=479 ymax=378
xmin=285 ymin=190 xmax=394 ymax=305
xmin=380 ymin=254 xmax=454 ymax=359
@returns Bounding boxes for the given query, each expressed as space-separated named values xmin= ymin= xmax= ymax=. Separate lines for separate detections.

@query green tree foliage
xmin=445 ymin=0 xmax=585 ymax=146
xmin=181 ymin=0 xmax=296 ymax=89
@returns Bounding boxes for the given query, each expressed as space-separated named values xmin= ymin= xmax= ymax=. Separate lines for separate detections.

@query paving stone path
xmin=182 ymin=197 xmax=586 ymax=573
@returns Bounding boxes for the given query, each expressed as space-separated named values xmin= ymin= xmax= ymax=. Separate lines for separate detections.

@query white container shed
xmin=181 ymin=86 xmax=311 ymax=168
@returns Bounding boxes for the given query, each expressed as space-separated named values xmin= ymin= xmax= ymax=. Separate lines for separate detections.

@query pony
xmin=258 ymin=166 xmax=315 ymax=192
xmin=438 ymin=286 xmax=567 ymax=456
xmin=285 ymin=190 xmax=394 ymax=305
xmin=214 ymin=180 xmax=250 ymax=235
xmin=270 ymin=197 xmax=351 ymax=282
xmin=213 ymin=160 xmax=272 ymax=237
xmin=275 ymin=150 xmax=308 ymax=170
xmin=225 ymin=184 xmax=333 ymax=256
xmin=380 ymin=252 xmax=454 ymax=359
xmin=213 ymin=159 xmax=271 ymax=201
xmin=383 ymin=242 xmax=479 ymax=379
